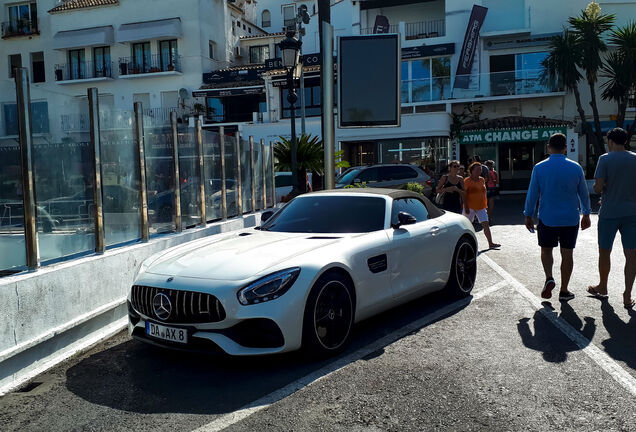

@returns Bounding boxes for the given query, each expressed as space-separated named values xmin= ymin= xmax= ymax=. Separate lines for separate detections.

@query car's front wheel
xmin=447 ymin=237 xmax=477 ymax=297
xmin=302 ymin=272 xmax=354 ymax=356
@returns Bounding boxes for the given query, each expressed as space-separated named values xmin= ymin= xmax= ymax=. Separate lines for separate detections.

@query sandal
xmin=587 ymin=286 xmax=608 ymax=299
xmin=624 ymin=299 xmax=635 ymax=309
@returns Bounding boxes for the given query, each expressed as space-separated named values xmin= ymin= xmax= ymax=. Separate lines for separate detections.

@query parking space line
xmin=479 ymin=254 xmax=636 ymax=398
xmin=193 ymin=279 xmax=509 ymax=432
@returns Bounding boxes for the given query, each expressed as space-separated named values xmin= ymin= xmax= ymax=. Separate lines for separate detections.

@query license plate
xmin=146 ymin=322 xmax=188 ymax=344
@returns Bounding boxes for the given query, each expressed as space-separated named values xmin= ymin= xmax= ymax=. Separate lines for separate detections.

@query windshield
xmin=261 ymin=195 xmax=386 ymax=233
xmin=336 ymin=168 xmax=362 ymax=186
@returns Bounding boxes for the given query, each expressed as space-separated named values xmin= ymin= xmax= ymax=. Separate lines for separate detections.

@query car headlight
xmin=237 ymin=268 xmax=301 ymax=306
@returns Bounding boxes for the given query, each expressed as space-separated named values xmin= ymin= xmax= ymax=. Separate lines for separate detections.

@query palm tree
xmin=607 ymin=22 xmax=636 ymax=143
xmin=601 ymin=51 xmax=632 ymax=129
xmin=568 ymin=1 xmax=615 ymax=157
xmin=274 ymin=133 xmax=350 ymax=194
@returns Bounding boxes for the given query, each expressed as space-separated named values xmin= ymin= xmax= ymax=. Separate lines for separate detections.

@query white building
xmin=194 ymin=0 xmax=635 ymax=192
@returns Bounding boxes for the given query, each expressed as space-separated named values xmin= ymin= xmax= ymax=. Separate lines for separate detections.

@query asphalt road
xmin=2 ymin=195 xmax=635 ymax=431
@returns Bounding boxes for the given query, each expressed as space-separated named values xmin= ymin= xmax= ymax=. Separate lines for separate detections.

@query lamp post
xmin=278 ymin=31 xmax=302 ymax=194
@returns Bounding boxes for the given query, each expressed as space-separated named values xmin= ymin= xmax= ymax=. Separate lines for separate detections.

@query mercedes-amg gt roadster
xmin=128 ymin=189 xmax=478 ymax=356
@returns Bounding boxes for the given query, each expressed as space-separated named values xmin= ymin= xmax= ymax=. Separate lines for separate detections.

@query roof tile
xmin=49 ymin=0 xmax=119 ymax=14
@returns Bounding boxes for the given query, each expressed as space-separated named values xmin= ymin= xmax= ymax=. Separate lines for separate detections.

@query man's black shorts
xmin=537 ymin=221 xmax=579 ymax=249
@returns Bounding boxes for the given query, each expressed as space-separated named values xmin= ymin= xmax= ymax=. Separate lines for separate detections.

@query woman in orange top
xmin=464 ymin=162 xmax=500 ymax=249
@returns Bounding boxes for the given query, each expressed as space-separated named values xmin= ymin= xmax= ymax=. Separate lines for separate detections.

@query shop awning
xmin=193 ymin=86 xmax=264 ymax=98
xmin=459 ymin=116 xmax=571 ymax=145
xmin=116 ymin=18 xmax=182 ymax=43
xmin=52 ymin=26 xmax=114 ymax=50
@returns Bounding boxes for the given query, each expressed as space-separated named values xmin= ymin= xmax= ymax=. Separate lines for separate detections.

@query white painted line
xmin=194 ymin=280 xmax=509 ymax=432
xmin=0 ymin=318 xmax=128 ymax=396
xmin=479 ymin=254 xmax=636 ymax=397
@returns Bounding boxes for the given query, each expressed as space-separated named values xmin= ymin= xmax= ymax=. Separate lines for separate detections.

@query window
xmin=380 ymin=166 xmax=418 ymax=181
xmin=31 ymin=51 xmax=44 ymax=83
xmin=281 ymin=81 xmax=324 ymax=118
xmin=93 ymin=47 xmax=111 ymax=78
xmin=401 ymin=57 xmax=451 ymax=104
xmin=490 ymin=51 xmax=550 ymax=95
xmin=3 ymin=101 xmax=49 ymax=136
xmin=283 ymin=4 xmax=296 ymax=27
xmin=249 ymin=45 xmax=269 ymax=64
xmin=262 ymin=10 xmax=271 ymax=27
xmin=132 ymin=42 xmax=151 ymax=73
xmin=275 ymin=174 xmax=292 ymax=188
xmin=208 ymin=41 xmax=216 ymax=60
xmin=159 ymin=40 xmax=178 ymax=71
xmin=206 ymin=97 xmax=224 ymax=122
xmin=358 ymin=167 xmax=380 ymax=184
xmin=391 ymin=198 xmax=429 ymax=225
xmin=9 ymin=54 xmax=22 ymax=78
xmin=232 ymin=21 xmax=236 ymax=35
xmin=68 ymin=49 xmax=85 ymax=80
xmin=6 ymin=2 xmax=38 ymax=36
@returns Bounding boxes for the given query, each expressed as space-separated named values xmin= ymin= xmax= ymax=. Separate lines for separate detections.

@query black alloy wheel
xmin=303 ymin=273 xmax=354 ymax=355
xmin=447 ymin=238 xmax=477 ymax=297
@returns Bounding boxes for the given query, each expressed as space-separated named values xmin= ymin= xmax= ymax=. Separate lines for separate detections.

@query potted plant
xmin=167 ymin=63 xmax=175 ymax=71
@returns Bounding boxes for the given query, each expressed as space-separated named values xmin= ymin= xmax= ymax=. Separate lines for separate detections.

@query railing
xmin=1 ymin=19 xmax=38 ymax=38
xmin=61 ymin=108 xmax=179 ymax=132
xmin=118 ymin=54 xmax=182 ymax=76
xmin=451 ymin=70 xmax=561 ymax=100
xmin=283 ymin=18 xmax=296 ymax=28
xmin=54 ymin=61 xmax=114 ymax=82
xmin=360 ymin=19 xmax=445 ymax=39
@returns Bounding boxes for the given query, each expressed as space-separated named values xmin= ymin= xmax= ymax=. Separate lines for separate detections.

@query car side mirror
xmin=393 ymin=211 xmax=416 ymax=229
xmin=261 ymin=210 xmax=274 ymax=223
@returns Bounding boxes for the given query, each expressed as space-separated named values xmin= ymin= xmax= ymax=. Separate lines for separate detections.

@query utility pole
xmin=318 ymin=0 xmax=335 ymax=189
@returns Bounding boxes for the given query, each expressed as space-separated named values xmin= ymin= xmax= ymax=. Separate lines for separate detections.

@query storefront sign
xmin=484 ymin=32 xmax=561 ymax=50
xmin=265 ymin=53 xmax=323 ymax=71
xmin=454 ymin=5 xmax=488 ymax=89
xmin=401 ymin=43 xmax=455 ymax=59
xmin=449 ymin=140 xmax=459 ymax=160
xmin=567 ymin=129 xmax=579 ymax=163
xmin=459 ymin=126 xmax=567 ymax=144
xmin=202 ymin=68 xmax=264 ymax=84
xmin=192 ymin=87 xmax=264 ymax=98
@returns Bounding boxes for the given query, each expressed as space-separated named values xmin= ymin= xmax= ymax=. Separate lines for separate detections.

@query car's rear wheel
xmin=447 ymin=238 xmax=477 ymax=297
xmin=303 ymin=272 xmax=354 ymax=356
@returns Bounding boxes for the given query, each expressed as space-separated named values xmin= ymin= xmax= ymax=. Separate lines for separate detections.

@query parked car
xmin=335 ymin=164 xmax=433 ymax=197
xmin=275 ymin=172 xmax=293 ymax=202
xmin=128 ymin=188 xmax=477 ymax=356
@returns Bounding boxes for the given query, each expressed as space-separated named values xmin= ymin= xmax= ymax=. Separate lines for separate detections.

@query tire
xmin=446 ymin=237 xmax=477 ymax=297
xmin=302 ymin=272 xmax=354 ymax=356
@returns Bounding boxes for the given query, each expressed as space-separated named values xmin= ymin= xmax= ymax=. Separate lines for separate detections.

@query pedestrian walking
xmin=524 ymin=133 xmax=591 ymax=301
xmin=464 ymin=161 xmax=500 ymax=249
xmin=435 ymin=160 xmax=464 ymax=214
xmin=473 ymin=155 xmax=489 ymax=179
xmin=458 ymin=164 xmax=466 ymax=178
xmin=588 ymin=128 xmax=636 ymax=309
xmin=486 ymin=160 xmax=499 ymax=218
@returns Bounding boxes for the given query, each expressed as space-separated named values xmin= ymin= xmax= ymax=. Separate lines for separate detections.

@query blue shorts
xmin=537 ymin=221 xmax=579 ymax=249
xmin=598 ymin=216 xmax=636 ymax=250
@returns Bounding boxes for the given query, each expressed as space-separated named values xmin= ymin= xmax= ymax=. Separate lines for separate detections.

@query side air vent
xmin=307 ymin=236 xmax=341 ymax=240
xmin=367 ymin=254 xmax=388 ymax=274
xmin=239 ymin=233 xmax=252 ymax=237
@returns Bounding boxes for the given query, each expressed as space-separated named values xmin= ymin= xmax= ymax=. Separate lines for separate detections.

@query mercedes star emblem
xmin=152 ymin=293 xmax=172 ymax=321
xmin=166 ymin=277 xmax=174 ymax=282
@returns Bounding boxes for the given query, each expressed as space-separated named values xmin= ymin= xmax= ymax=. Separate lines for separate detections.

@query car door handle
xmin=430 ymin=226 xmax=441 ymax=236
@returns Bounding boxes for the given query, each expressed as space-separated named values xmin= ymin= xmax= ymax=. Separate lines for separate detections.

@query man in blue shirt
xmin=588 ymin=127 xmax=636 ymax=309
xmin=524 ymin=133 xmax=592 ymax=301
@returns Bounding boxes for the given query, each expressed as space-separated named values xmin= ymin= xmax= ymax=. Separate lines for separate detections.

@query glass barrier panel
xmin=225 ymin=134 xmax=238 ymax=218
xmin=265 ymin=144 xmax=274 ymax=208
xmin=0 ymin=88 xmax=26 ymax=273
xmin=100 ymin=109 xmax=141 ymax=246
xmin=240 ymin=139 xmax=252 ymax=213
xmin=254 ymin=143 xmax=263 ymax=210
xmin=36 ymin=89 xmax=95 ymax=262
xmin=202 ymin=129 xmax=222 ymax=221
xmin=177 ymin=124 xmax=201 ymax=227
xmin=145 ymin=119 xmax=176 ymax=234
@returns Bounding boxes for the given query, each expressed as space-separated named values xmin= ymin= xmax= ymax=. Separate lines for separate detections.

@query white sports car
xmin=128 ymin=189 xmax=478 ymax=356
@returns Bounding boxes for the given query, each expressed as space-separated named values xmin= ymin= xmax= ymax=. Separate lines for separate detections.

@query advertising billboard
xmin=338 ymin=34 xmax=400 ymax=128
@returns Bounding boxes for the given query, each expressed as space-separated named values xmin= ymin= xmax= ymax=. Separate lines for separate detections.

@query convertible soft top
xmin=310 ymin=188 xmax=444 ymax=218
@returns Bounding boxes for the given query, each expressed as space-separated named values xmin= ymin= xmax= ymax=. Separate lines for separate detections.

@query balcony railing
xmin=360 ymin=19 xmax=445 ymax=39
xmin=283 ymin=18 xmax=296 ymax=28
xmin=61 ymin=108 xmax=179 ymax=132
xmin=118 ymin=54 xmax=182 ymax=76
xmin=54 ymin=61 xmax=114 ymax=82
xmin=1 ymin=19 xmax=39 ymax=38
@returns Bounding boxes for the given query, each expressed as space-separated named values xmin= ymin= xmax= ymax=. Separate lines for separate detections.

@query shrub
xmin=401 ymin=182 xmax=425 ymax=195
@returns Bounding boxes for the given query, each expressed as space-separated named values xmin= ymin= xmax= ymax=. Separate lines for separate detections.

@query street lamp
xmin=278 ymin=31 xmax=302 ymax=193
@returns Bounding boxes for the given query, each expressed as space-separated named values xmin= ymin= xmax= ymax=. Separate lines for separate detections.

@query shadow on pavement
xmin=517 ymin=302 xmax=596 ymax=363
xmin=599 ymin=301 xmax=636 ymax=371
xmin=65 ymin=290 xmax=471 ymax=415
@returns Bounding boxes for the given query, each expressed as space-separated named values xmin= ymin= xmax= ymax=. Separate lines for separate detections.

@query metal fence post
xmin=270 ymin=141 xmax=276 ymax=207
xmin=170 ymin=112 xmax=182 ymax=232
xmin=133 ymin=102 xmax=149 ymax=242
xmin=88 ymin=88 xmax=105 ymax=253
xmin=196 ymin=118 xmax=206 ymax=224
xmin=261 ymin=139 xmax=267 ymax=208
xmin=249 ymin=136 xmax=256 ymax=211
xmin=15 ymin=68 xmax=39 ymax=269
xmin=219 ymin=126 xmax=227 ymax=220
xmin=235 ymin=131 xmax=243 ymax=215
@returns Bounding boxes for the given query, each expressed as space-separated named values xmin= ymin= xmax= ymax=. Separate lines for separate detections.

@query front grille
xmin=131 ymin=285 xmax=226 ymax=323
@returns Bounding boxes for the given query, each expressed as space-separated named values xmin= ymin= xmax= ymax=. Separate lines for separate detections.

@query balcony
xmin=54 ymin=61 xmax=114 ymax=84
xmin=118 ymin=54 xmax=182 ymax=78
xmin=1 ymin=19 xmax=39 ymax=38
xmin=360 ymin=19 xmax=445 ymax=40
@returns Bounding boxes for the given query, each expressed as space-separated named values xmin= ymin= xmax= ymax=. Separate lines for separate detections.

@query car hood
xmin=144 ymin=231 xmax=346 ymax=281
